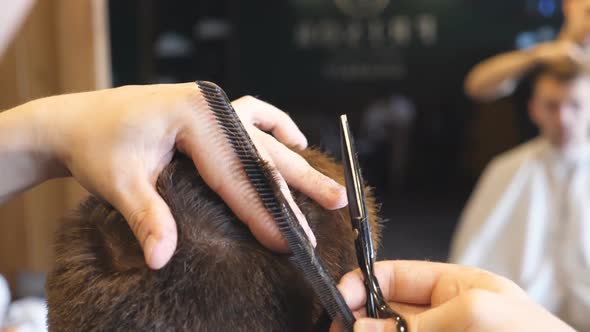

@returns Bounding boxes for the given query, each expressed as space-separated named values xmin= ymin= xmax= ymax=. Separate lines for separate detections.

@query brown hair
xmin=46 ymin=149 xmax=381 ymax=331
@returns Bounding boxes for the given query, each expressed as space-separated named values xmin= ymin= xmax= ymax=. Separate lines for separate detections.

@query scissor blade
xmin=339 ymin=114 xmax=368 ymax=222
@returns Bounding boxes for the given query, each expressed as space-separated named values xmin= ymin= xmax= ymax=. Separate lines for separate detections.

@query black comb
xmin=196 ymin=81 xmax=356 ymax=331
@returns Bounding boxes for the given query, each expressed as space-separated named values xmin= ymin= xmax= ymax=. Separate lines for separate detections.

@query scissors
xmin=339 ymin=114 xmax=408 ymax=332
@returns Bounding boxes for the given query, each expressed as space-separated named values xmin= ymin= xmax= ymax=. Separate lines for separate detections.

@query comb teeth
xmin=196 ymin=81 xmax=355 ymax=330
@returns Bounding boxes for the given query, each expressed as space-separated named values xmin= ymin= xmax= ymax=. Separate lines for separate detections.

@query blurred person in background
xmin=451 ymin=62 xmax=590 ymax=330
xmin=465 ymin=0 xmax=590 ymax=140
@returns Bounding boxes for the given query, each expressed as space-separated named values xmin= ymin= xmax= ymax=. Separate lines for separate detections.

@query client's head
xmin=46 ymin=149 xmax=381 ymax=331
xmin=529 ymin=62 xmax=590 ymax=153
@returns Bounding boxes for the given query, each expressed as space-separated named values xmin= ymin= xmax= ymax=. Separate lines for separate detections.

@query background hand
xmin=533 ymin=40 xmax=582 ymax=64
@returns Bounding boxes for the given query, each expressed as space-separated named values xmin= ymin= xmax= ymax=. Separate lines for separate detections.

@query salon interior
xmin=2 ymin=0 xmax=589 ymax=331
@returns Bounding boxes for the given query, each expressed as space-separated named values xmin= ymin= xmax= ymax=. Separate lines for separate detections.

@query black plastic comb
xmin=195 ymin=81 xmax=356 ymax=331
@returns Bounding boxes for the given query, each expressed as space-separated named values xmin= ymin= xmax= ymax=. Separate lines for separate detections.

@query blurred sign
xmin=292 ymin=13 xmax=437 ymax=81
xmin=231 ymin=0 xmax=560 ymax=99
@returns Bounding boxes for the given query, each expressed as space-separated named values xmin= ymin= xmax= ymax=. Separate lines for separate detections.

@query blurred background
xmin=0 ymin=0 xmax=563 ymax=296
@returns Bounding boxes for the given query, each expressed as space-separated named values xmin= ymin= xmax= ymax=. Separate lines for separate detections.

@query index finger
xmin=232 ymin=96 xmax=308 ymax=150
xmin=338 ymin=261 xmax=448 ymax=310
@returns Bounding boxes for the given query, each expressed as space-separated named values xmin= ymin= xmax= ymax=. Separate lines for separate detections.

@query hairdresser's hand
xmin=532 ymin=40 xmax=583 ymax=64
xmin=331 ymin=261 xmax=574 ymax=332
xmin=16 ymin=83 xmax=346 ymax=269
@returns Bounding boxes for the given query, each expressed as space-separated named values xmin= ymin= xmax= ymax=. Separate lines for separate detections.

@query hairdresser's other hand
xmin=331 ymin=261 xmax=574 ymax=332
xmin=532 ymin=40 xmax=583 ymax=64
xmin=32 ymin=83 xmax=346 ymax=269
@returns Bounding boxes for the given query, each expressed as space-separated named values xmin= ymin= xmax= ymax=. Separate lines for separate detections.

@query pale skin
xmin=464 ymin=0 xmax=590 ymax=101
xmin=528 ymin=74 xmax=590 ymax=155
xmin=332 ymin=261 xmax=575 ymax=332
xmin=0 ymin=83 xmax=348 ymax=269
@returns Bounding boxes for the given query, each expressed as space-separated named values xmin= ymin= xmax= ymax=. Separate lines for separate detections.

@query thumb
xmin=410 ymin=290 xmax=493 ymax=332
xmin=354 ymin=318 xmax=398 ymax=332
xmin=111 ymin=179 xmax=178 ymax=270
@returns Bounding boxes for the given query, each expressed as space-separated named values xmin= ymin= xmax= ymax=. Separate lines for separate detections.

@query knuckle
xmin=273 ymin=109 xmax=292 ymax=124
xmin=256 ymin=130 xmax=275 ymax=144
xmin=470 ymin=268 xmax=515 ymax=292
xmin=435 ymin=273 xmax=464 ymax=300
xmin=235 ymin=95 xmax=256 ymax=107
xmin=494 ymin=275 xmax=528 ymax=297
xmin=461 ymin=289 xmax=494 ymax=318
xmin=126 ymin=206 xmax=151 ymax=238
xmin=279 ymin=109 xmax=292 ymax=119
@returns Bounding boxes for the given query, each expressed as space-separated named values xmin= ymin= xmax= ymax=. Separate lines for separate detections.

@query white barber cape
xmin=0 ymin=274 xmax=47 ymax=332
xmin=450 ymin=138 xmax=590 ymax=330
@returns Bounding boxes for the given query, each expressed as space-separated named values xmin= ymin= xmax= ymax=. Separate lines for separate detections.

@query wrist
xmin=16 ymin=98 xmax=70 ymax=180
xmin=0 ymin=100 xmax=69 ymax=202
xmin=528 ymin=46 xmax=544 ymax=64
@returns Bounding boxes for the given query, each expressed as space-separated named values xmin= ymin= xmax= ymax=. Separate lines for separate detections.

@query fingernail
xmin=145 ymin=235 xmax=173 ymax=270
xmin=144 ymin=235 xmax=158 ymax=267
xmin=329 ymin=180 xmax=348 ymax=209
xmin=298 ymin=134 xmax=308 ymax=149
xmin=301 ymin=217 xmax=317 ymax=247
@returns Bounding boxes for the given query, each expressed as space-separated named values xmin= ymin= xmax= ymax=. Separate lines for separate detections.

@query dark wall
xmin=109 ymin=0 xmax=562 ymax=260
